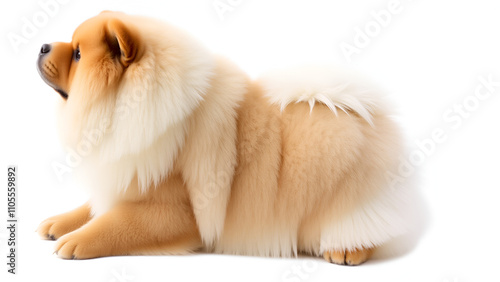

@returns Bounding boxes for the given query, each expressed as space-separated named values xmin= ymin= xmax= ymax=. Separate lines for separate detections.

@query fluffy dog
xmin=36 ymin=11 xmax=414 ymax=265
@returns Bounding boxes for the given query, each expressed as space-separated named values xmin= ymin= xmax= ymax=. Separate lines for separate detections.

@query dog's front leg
xmin=37 ymin=203 xmax=92 ymax=240
xmin=54 ymin=197 xmax=201 ymax=259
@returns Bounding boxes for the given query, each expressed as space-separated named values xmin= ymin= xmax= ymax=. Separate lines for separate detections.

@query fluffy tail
xmin=258 ymin=66 xmax=387 ymax=126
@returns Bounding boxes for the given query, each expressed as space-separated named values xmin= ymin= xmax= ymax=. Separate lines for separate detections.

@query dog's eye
xmin=74 ymin=47 xmax=81 ymax=61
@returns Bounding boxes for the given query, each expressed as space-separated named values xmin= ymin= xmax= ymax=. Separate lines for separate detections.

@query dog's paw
xmin=37 ymin=206 xmax=91 ymax=241
xmin=37 ymin=215 xmax=78 ymax=240
xmin=323 ymin=248 xmax=373 ymax=266
xmin=54 ymin=229 xmax=104 ymax=259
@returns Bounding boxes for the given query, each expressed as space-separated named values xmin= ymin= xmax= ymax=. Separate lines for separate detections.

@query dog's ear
xmin=106 ymin=19 xmax=141 ymax=67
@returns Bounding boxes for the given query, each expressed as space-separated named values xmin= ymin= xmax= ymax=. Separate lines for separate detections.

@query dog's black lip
xmin=37 ymin=56 xmax=69 ymax=100
xmin=55 ymin=89 xmax=69 ymax=100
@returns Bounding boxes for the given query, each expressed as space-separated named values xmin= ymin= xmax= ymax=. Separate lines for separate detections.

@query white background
xmin=1 ymin=0 xmax=499 ymax=281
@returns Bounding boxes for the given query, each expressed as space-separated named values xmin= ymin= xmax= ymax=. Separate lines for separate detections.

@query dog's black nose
xmin=40 ymin=44 xmax=51 ymax=54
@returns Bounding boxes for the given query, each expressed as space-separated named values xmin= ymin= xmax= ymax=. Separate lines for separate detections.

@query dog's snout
xmin=40 ymin=44 xmax=51 ymax=55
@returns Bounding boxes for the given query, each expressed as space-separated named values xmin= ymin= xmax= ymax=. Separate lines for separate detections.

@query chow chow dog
xmin=36 ymin=11 xmax=414 ymax=265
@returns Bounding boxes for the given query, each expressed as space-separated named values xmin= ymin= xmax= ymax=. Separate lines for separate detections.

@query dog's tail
xmin=258 ymin=66 xmax=388 ymax=127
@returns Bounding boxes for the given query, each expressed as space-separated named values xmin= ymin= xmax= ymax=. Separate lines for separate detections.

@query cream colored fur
xmin=48 ymin=13 xmax=416 ymax=260
xmin=259 ymin=66 xmax=386 ymax=126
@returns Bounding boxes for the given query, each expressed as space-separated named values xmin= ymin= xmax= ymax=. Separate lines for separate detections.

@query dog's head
xmin=36 ymin=11 xmax=215 ymax=161
xmin=37 ymin=11 xmax=143 ymax=100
